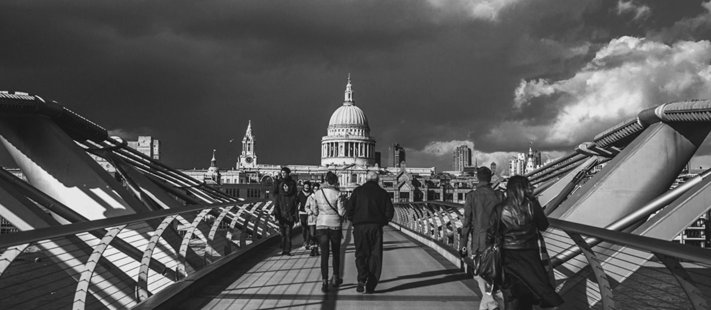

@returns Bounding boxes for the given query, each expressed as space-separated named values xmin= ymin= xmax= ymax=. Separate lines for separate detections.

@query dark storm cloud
xmin=1 ymin=0 xmax=709 ymax=171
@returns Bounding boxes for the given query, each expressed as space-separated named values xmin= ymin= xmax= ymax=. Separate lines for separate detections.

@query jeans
xmin=317 ymin=228 xmax=342 ymax=280
xmin=278 ymin=219 xmax=293 ymax=253
xmin=299 ymin=214 xmax=311 ymax=245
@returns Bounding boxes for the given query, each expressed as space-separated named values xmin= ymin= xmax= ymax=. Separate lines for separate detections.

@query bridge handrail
xmin=0 ymin=199 xmax=277 ymax=309
xmin=0 ymin=199 xmax=265 ymax=249
xmin=393 ymin=201 xmax=711 ymax=310
xmin=549 ymin=218 xmax=711 ymax=266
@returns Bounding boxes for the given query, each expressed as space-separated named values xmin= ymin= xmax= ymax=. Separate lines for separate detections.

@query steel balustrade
xmin=392 ymin=201 xmax=711 ymax=310
xmin=0 ymin=199 xmax=276 ymax=310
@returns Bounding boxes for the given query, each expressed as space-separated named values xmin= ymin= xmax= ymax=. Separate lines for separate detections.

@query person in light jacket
xmin=308 ymin=171 xmax=345 ymax=293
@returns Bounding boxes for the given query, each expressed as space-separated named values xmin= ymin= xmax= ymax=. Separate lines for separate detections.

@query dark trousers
xmin=278 ymin=219 xmax=293 ymax=253
xmin=309 ymin=225 xmax=318 ymax=245
xmin=299 ymin=214 xmax=311 ymax=245
xmin=353 ymin=223 xmax=383 ymax=290
xmin=317 ymin=228 xmax=342 ymax=280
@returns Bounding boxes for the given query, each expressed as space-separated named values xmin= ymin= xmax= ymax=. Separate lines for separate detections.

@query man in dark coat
xmin=272 ymin=167 xmax=298 ymax=256
xmin=345 ymin=171 xmax=394 ymax=293
xmin=461 ymin=166 xmax=504 ymax=310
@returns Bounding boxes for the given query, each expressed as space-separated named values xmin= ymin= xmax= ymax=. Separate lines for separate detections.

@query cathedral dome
xmin=328 ymin=104 xmax=369 ymax=129
xmin=321 ymin=75 xmax=376 ymax=168
xmin=326 ymin=75 xmax=370 ymax=137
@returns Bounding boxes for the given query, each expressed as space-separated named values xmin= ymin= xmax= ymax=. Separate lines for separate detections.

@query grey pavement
xmin=188 ymin=224 xmax=482 ymax=310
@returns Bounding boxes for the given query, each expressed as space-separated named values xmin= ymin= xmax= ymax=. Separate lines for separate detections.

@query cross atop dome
xmin=344 ymin=73 xmax=354 ymax=105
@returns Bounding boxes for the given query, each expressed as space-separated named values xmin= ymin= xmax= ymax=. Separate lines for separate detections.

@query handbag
xmin=473 ymin=206 xmax=504 ymax=288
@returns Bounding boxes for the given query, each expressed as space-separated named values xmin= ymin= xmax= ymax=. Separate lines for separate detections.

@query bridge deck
xmin=183 ymin=225 xmax=482 ymax=310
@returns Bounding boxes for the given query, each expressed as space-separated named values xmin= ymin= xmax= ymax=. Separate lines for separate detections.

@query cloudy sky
xmin=1 ymin=0 xmax=711 ymax=172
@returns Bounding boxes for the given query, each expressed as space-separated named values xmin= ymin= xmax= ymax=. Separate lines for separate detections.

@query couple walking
xmin=305 ymin=170 xmax=394 ymax=293
xmin=462 ymin=167 xmax=563 ymax=310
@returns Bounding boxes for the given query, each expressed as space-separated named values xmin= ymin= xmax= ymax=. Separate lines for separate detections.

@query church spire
xmin=210 ymin=149 xmax=217 ymax=167
xmin=344 ymin=73 xmax=354 ymax=105
xmin=245 ymin=120 xmax=252 ymax=137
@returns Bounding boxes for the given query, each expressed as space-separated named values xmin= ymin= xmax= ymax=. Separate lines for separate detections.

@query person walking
xmin=461 ymin=167 xmax=504 ymax=310
xmin=492 ymin=175 xmax=564 ymax=310
xmin=272 ymin=167 xmax=298 ymax=256
xmin=345 ymin=171 xmax=394 ymax=294
xmin=307 ymin=183 xmax=321 ymax=256
xmin=308 ymin=172 xmax=345 ymax=292
xmin=297 ymin=181 xmax=313 ymax=250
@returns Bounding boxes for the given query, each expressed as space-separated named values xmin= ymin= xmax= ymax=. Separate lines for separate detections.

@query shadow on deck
xmin=180 ymin=225 xmax=482 ymax=310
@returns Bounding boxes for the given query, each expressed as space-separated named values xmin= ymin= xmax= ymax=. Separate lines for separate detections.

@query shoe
xmin=283 ymin=252 xmax=293 ymax=256
xmin=332 ymin=277 xmax=343 ymax=287
xmin=356 ymin=282 xmax=365 ymax=293
xmin=321 ymin=280 xmax=329 ymax=293
xmin=365 ymin=288 xmax=375 ymax=294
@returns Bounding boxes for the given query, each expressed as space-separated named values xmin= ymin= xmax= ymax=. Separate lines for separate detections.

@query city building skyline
xmin=452 ymin=144 xmax=472 ymax=171
xmin=509 ymin=145 xmax=544 ymax=176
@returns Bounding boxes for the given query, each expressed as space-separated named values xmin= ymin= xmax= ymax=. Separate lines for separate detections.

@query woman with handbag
xmin=307 ymin=172 xmax=345 ymax=292
xmin=493 ymin=175 xmax=564 ymax=310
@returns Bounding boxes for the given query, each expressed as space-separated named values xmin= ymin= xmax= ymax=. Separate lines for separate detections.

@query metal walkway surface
xmin=182 ymin=225 xmax=481 ymax=310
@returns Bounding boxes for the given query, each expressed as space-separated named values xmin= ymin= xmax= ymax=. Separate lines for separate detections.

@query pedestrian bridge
xmin=0 ymin=91 xmax=710 ymax=309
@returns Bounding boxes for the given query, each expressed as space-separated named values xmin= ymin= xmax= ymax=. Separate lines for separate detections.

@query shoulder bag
xmin=473 ymin=205 xmax=504 ymax=289
xmin=321 ymin=189 xmax=343 ymax=224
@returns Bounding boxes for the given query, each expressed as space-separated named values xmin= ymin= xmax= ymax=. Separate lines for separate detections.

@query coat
xmin=307 ymin=186 xmax=345 ymax=229
xmin=272 ymin=177 xmax=298 ymax=222
xmin=345 ymin=181 xmax=394 ymax=226
xmin=461 ymin=183 xmax=503 ymax=253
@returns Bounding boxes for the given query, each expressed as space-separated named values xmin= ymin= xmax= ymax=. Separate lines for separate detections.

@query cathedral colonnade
xmin=321 ymin=140 xmax=375 ymax=158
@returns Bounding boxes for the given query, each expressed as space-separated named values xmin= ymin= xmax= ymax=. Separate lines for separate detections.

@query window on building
xmin=399 ymin=192 xmax=410 ymax=200
xmin=457 ymin=193 xmax=463 ymax=201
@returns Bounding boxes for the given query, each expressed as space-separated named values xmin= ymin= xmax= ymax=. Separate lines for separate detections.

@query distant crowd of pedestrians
xmin=270 ymin=167 xmax=393 ymax=294
xmin=271 ymin=165 xmax=563 ymax=309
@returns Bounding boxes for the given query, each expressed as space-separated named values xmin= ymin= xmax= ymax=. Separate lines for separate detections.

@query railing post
xmin=73 ymin=225 xmax=127 ymax=310
xmin=137 ymin=215 xmax=179 ymax=302
xmin=564 ymin=231 xmax=615 ymax=310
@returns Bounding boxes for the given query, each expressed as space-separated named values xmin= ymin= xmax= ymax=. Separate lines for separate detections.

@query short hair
xmin=325 ymin=171 xmax=338 ymax=185
xmin=366 ymin=171 xmax=379 ymax=182
xmin=302 ymin=181 xmax=311 ymax=186
xmin=281 ymin=167 xmax=291 ymax=174
xmin=477 ymin=166 xmax=492 ymax=183
xmin=312 ymin=182 xmax=320 ymax=188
